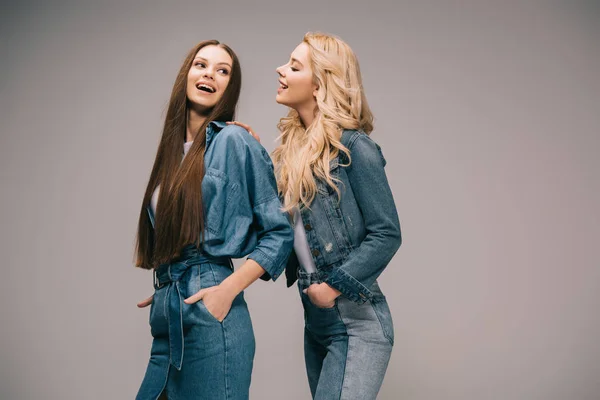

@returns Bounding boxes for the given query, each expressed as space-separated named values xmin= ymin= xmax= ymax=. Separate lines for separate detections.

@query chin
xmin=275 ymin=96 xmax=289 ymax=107
xmin=190 ymin=98 xmax=215 ymax=110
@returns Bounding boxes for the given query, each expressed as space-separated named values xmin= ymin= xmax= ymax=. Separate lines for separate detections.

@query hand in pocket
xmin=304 ymin=283 xmax=341 ymax=309
xmin=184 ymin=285 xmax=236 ymax=322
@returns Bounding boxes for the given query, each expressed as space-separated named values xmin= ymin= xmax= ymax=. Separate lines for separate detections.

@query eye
xmin=291 ymin=67 xmax=299 ymax=72
xmin=194 ymin=61 xmax=206 ymax=68
xmin=218 ymin=68 xmax=230 ymax=75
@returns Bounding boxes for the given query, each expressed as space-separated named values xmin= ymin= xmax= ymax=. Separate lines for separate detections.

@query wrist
xmin=219 ymin=279 xmax=241 ymax=299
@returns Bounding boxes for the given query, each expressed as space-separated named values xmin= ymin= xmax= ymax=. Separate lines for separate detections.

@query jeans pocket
xmin=197 ymin=300 xmax=223 ymax=324
xmin=300 ymin=287 xmax=338 ymax=310
xmin=371 ymin=297 xmax=394 ymax=346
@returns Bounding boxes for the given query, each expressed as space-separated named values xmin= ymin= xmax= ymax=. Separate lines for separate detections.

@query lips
xmin=195 ymin=81 xmax=216 ymax=93
xmin=278 ymin=80 xmax=288 ymax=89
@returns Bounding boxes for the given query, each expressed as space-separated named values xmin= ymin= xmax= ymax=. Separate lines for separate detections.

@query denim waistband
xmin=154 ymin=245 xmax=231 ymax=289
xmin=297 ymin=268 xmax=332 ymax=288
xmin=151 ymin=244 xmax=231 ymax=370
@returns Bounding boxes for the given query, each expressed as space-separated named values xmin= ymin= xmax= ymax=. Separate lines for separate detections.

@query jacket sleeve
xmin=324 ymin=134 xmax=401 ymax=303
xmin=225 ymin=126 xmax=294 ymax=281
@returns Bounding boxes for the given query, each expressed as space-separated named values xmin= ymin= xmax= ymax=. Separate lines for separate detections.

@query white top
xmin=292 ymin=207 xmax=317 ymax=273
xmin=150 ymin=141 xmax=194 ymax=215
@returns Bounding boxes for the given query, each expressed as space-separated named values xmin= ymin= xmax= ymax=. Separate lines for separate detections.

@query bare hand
xmin=184 ymin=285 xmax=236 ymax=322
xmin=137 ymin=295 xmax=154 ymax=308
xmin=226 ymin=121 xmax=261 ymax=143
xmin=303 ymin=283 xmax=341 ymax=308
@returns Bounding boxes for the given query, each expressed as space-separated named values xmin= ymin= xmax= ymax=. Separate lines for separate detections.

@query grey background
xmin=1 ymin=0 xmax=599 ymax=399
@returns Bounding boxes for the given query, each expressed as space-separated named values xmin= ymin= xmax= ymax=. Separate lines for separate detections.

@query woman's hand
xmin=226 ymin=121 xmax=261 ymax=143
xmin=137 ymin=295 xmax=154 ymax=308
xmin=184 ymin=285 xmax=237 ymax=322
xmin=304 ymin=283 xmax=342 ymax=308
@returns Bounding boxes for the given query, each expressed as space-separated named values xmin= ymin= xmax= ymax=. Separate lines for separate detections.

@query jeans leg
xmin=335 ymin=295 xmax=393 ymax=400
xmin=313 ymin=335 xmax=349 ymax=400
xmin=304 ymin=327 xmax=327 ymax=398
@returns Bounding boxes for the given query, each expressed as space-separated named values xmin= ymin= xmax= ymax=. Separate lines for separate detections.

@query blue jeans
xmin=299 ymin=269 xmax=394 ymax=400
xmin=136 ymin=246 xmax=255 ymax=400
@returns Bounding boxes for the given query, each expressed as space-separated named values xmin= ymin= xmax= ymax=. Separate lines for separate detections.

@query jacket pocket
xmin=316 ymin=157 xmax=340 ymax=196
xmin=202 ymin=168 xmax=239 ymax=240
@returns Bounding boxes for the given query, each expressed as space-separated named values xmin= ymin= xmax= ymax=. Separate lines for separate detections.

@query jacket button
xmin=311 ymin=249 xmax=320 ymax=257
xmin=304 ymin=223 xmax=312 ymax=231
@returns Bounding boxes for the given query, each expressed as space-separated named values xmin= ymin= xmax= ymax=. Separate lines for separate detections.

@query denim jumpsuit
xmin=286 ymin=129 xmax=402 ymax=400
xmin=136 ymin=122 xmax=294 ymax=400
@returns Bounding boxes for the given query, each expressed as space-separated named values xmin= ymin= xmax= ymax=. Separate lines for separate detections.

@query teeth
xmin=196 ymin=83 xmax=215 ymax=93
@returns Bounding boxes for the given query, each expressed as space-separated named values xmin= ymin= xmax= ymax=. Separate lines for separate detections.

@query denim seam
xmin=253 ymin=192 xmax=278 ymax=207
xmin=223 ymin=315 xmax=230 ymax=400
xmin=208 ymin=263 xmax=217 ymax=288
xmin=200 ymin=264 xmax=221 ymax=324
xmin=345 ymin=131 xmax=362 ymax=151
xmin=165 ymin=285 xmax=173 ymax=366
xmin=176 ymin=283 xmax=184 ymax=370
xmin=370 ymin=301 xmax=394 ymax=346
xmin=153 ymin=366 xmax=170 ymax=400
xmin=250 ymin=247 xmax=276 ymax=270
xmin=336 ymin=304 xmax=349 ymax=400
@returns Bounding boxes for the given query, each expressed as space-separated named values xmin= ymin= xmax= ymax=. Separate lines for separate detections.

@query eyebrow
xmin=291 ymin=57 xmax=303 ymax=67
xmin=194 ymin=57 xmax=232 ymax=68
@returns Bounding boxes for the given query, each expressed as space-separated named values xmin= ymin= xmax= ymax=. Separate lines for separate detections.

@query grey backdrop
xmin=1 ymin=1 xmax=599 ymax=399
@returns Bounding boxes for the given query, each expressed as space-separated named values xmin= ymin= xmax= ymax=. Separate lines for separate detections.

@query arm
xmin=185 ymin=126 xmax=293 ymax=319
xmin=323 ymin=134 xmax=402 ymax=304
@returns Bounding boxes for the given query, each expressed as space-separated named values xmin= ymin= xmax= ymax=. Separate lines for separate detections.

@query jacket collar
xmin=205 ymin=120 xmax=228 ymax=150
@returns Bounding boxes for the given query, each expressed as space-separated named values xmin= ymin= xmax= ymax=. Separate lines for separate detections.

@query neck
xmin=186 ymin=108 xmax=207 ymax=142
xmin=297 ymin=104 xmax=316 ymax=129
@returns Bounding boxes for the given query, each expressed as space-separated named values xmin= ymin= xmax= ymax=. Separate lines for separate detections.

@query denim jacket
xmin=285 ymin=129 xmax=402 ymax=304
xmin=147 ymin=121 xmax=294 ymax=281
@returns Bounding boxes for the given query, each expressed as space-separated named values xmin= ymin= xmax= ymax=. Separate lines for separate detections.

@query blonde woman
xmin=230 ymin=32 xmax=402 ymax=399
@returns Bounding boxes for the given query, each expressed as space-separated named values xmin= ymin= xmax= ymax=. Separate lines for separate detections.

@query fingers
xmin=184 ymin=288 xmax=207 ymax=304
xmin=227 ymin=120 xmax=252 ymax=130
xmin=137 ymin=295 xmax=154 ymax=308
xmin=303 ymin=283 xmax=320 ymax=294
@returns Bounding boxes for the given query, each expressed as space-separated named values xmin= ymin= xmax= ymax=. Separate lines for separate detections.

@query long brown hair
xmin=135 ymin=40 xmax=242 ymax=269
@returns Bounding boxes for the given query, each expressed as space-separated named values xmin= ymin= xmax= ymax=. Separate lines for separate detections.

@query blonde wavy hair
xmin=273 ymin=32 xmax=374 ymax=212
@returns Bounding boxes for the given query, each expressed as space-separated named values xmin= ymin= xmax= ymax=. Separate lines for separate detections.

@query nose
xmin=203 ymin=67 xmax=215 ymax=80
xmin=276 ymin=65 xmax=285 ymax=77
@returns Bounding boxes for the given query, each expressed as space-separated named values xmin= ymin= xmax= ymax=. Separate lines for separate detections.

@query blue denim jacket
xmin=285 ymin=129 xmax=402 ymax=304
xmin=147 ymin=121 xmax=294 ymax=281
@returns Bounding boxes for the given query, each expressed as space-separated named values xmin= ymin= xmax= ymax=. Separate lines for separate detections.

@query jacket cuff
xmin=324 ymin=267 xmax=373 ymax=304
xmin=248 ymin=248 xmax=282 ymax=282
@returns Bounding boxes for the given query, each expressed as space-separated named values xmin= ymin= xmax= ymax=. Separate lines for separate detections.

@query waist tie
xmin=152 ymin=246 xmax=232 ymax=370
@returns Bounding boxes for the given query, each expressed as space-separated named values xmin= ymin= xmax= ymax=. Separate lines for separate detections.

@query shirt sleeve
xmin=324 ymin=133 xmax=402 ymax=303
xmin=221 ymin=125 xmax=294 ymax=281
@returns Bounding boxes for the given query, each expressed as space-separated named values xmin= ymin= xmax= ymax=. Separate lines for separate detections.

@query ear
xmin=313 ymin=84 xmax=319 ymax=97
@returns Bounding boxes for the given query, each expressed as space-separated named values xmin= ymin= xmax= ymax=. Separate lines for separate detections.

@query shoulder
xmin=213 ymin=124 xmax=272 ymax=165
xmin=341 ymin=129 xmax=386 ymax=167
xmin=214 ymin=124 xmax=250 ymax=146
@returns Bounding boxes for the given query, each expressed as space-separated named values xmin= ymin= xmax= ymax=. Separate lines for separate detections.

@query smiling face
xmin=186 ymin=45 xmax=233 ymax=113
xmin=275 ymin=42 xmax=318 ymax=112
